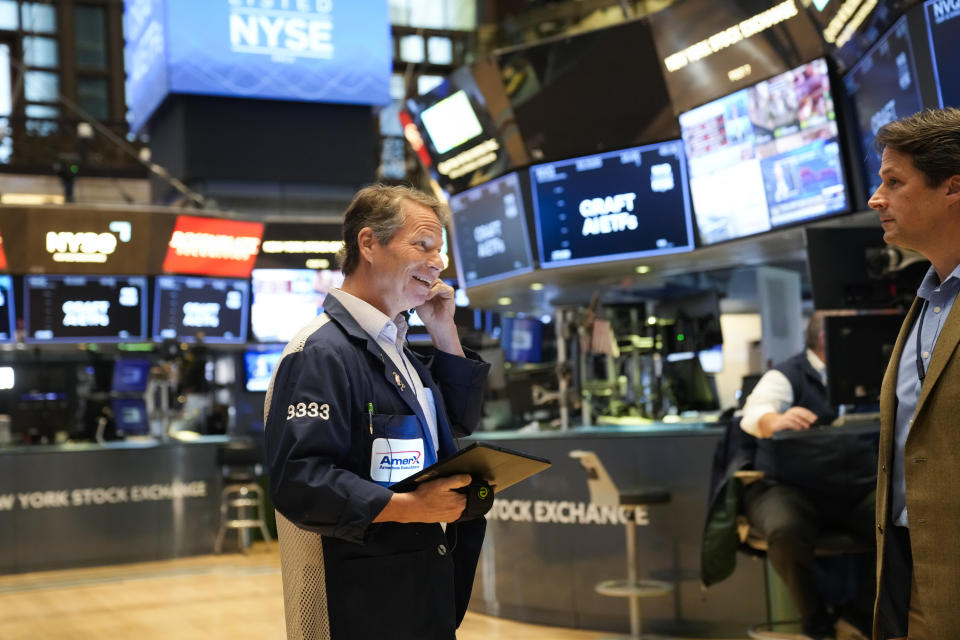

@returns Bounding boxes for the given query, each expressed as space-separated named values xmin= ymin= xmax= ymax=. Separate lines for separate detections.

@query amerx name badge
xmin=370 ymin=437 xmax=425 ymax=482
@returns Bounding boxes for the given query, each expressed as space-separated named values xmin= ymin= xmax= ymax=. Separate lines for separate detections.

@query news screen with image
xmin=23 ymin=275 xmax=148 ymax=343
xmin=679 ymin=58 xmax=849 ymax=246
xmin=845 ymin=15 xmax=925 ymax=199
xmin=449 ymin=172 xmax=535 ymax=287
xmin=529 ymin=140 xmax=694 ymax=268
xmin=251 ymin=268 xmax=343 ymax=343
xmin=0 ymin=275 xmax=15 ymax=342
xmin=153 ymin=276 xmax=249 ymax=344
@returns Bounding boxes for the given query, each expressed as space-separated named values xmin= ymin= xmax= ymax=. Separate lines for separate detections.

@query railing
xmin=0 ymin=116 xmax=148 ymax=178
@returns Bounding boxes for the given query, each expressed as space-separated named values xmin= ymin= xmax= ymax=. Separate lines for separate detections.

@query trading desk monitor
xmin=112 ymin=359 xmax=151 ymax=393
xmin=530 ymin=140 xmax=694 ymax=268
xmin=111 ymin=397 xmax=150 ymax=436
xmin=500 ymin=316 xmax=543 ymax=363
xmin=844 ymin=15 xmax=925 ymax=201
xmin=153 ymin=276 xmax=249 ymax=344
xmin=825 ymin=313 xmax=904 ymax=406
xmin=679 ymin=58 xmax=849 ymax=246
xmin=806 ymin=227 xmax=926 ymax=310
xmin=925 ymin=0 xmax=960 ymax=108
xmin=251 ymin=268 xmax=343 ymax=343
xmin=449 ymin=172 xmax=535 ymax=287
xmin=244 ymin=349 xmax=284 ymax=392
xmin=24 ymin=275 xmax=148 ymax=343
xmin=0 ymin=275 xmax=15 ymax=342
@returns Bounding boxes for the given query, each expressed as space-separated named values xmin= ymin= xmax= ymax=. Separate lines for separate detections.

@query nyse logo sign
xmin=229 ymin=0 xmax=335 ymax=61
xmin=45 ymin=221 xmax=133 ymax=264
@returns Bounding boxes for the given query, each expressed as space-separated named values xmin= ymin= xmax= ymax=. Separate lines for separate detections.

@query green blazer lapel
xmin=913 ymin=298 xmax=960 ymax=422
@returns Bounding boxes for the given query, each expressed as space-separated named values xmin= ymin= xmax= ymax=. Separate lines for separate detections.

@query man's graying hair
xmin=336 ymin=184 xmax=450 ymax=276
xmin=874 ymin=107 xmax=960 ymax=187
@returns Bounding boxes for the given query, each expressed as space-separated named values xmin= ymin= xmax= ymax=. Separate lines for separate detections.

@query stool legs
xmin=214 ymin=482 xmax=272 ymax=554
xmin=626 ymin=506 xmax=641 ymax=638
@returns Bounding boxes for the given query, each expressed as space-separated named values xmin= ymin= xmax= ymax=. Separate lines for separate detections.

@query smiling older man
xmin=264 ymin=184 xmax=490 ymax=640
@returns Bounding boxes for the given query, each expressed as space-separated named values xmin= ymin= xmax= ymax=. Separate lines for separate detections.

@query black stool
xmin=570 ymin=450 xmax=674 ymax=639
xmin=214 ymin=440 xmax=272 ymax=554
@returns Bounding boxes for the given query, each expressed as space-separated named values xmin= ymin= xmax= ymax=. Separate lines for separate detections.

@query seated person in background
xmin=740 ymin=313 xmax=875 ymax=640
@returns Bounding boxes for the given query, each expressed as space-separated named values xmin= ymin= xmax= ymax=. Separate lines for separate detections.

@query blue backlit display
xmin=124 ymin=0 xmax=390 ymax=132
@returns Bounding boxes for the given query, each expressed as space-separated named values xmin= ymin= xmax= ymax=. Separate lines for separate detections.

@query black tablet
xmin=390 ymin=441 xmax=552 ymax=493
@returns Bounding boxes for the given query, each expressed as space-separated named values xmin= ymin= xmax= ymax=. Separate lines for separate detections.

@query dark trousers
xmin=877 ymin=522 xmax=912 ymax=639
xmin=742 ymin=479 xmax=876 ymax=628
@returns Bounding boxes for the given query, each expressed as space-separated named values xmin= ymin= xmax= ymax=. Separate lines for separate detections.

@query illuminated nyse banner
xmin=124 ymin=0 xmax=390 ymax=133
xmin=845 ymin=16 xmax=925 ymax=198
xmin=926 ymin=0 xmax=960 ymax=108
xmin=24 ymin=275 xmax=148 ymax=344
xmin=449 ymin=172 xmax=535 ymax=287
xmin=0 ymin=208 xmax=153 ymax=274
xmin=529 ymin=141 xmax=694 ymax=268
xmin=0 ymin=275 xmax=15 ymax=342
xmin=153 ymin=276 xmax=249 ymax=344
xmin=680 ymin=58 xmax=849 ymax=246
xmin=163 ymin=215 xmax=264 ymax=277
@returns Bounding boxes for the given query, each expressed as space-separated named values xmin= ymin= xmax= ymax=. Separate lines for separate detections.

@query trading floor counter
xmin=0 ymin=436 xmax=227 ymax=574
xmin=464 ymin=423 xmax=768 ymax=637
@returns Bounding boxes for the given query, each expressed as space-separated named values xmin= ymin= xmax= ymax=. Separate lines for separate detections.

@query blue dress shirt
xmin=891 ymin=264 xmax=960 ymax=526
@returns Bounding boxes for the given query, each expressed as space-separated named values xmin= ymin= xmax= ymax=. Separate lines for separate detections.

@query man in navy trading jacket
xmin=264 ymin=185 xmax=490 ymax=640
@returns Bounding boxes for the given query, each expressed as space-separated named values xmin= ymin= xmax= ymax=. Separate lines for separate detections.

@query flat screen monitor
xmin=925 ymin=0 xmax=960 ymax=108
xmin=500 ymin=316 xmax=543 ymax=363
xmin=679 ymin=58 xmax=850 ymax=246
xmin=805 ymin=227 xmax=926 ymax=310
xmin=24 ymin=275 xmax=148 ymax=343
xmin=844 ymin=15 xmax=925 ymax=200
xmin=0 ymin=274 xmax=15 ymax=342
xmin=244 ymin=349 xmax=283 ymax=392
xmin=153 ymin=276 xmax=249 ymax=344
xmin=251 ymin=268 xmax=343 ymax=343
xmin=655 ymin=290 xmax=723 ymax=353
xmin=112 ymin=359 xmax=151 ymax=394
xmin=449 ymin=172 xmax=535 ymax=287
xmin=111 ymin=397 xmax=150 ymax=436
xmin=419 ymin=90 xmax=485 ymax=155
xmin=825 ymin=313 xmax=904 ymax=405
xmin=496 ymin=17 xmax=678 ymax=163
xmin=530 ymin=139 xmax=694 ymax=268
xmin=662 ymin=352 xmax=720 ymax=412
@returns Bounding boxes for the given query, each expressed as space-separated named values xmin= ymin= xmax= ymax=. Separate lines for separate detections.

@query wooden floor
xmin=0 ymin=545 xmax=619 ymax=640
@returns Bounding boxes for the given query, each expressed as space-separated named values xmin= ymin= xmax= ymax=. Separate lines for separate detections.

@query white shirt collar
xmin=806 ymin=348 xmax=825 ymax=374
xmin=328 ymin=289 xmax=407 ymax=347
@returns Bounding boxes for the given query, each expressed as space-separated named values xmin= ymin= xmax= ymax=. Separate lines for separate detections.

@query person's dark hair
xmin=336 ymin=184 xmax=449 ymax=276
xmin=874 ymin=107 xmax=960 ymax=187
